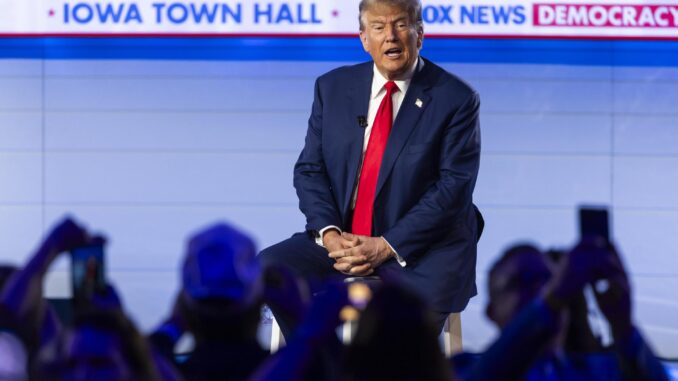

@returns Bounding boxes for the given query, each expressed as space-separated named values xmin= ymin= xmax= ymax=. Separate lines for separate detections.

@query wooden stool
xmin=270 ymin=317 xmax=285 ymax=353
xmin=442 ymin=312 xmax=463 ymax=357
xmin=269 ymin=285 xmax=464 ymax=356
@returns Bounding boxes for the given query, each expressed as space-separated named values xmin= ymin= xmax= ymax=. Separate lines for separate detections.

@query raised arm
xmin=0 ymin=218 xmax=90 ymax=348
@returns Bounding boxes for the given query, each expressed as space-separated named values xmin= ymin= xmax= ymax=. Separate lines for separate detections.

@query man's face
xmin=359 ymin=3 xmax=423 ymax=80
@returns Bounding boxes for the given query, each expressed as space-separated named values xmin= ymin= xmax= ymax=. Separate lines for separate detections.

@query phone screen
xmin=579 ymin=207 xmax=610 ymax=243
xmin=71 ymin=244 xmax=106 ymax=305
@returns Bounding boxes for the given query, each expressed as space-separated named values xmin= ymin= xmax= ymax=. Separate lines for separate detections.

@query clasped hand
xmin=323 ymin=231 xmax=393 ymax=276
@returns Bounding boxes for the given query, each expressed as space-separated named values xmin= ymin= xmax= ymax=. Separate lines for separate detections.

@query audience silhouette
xmin=0 ymin=215 xmax=671 ymax=381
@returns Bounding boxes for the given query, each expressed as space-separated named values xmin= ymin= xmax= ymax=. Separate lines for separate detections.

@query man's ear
xmin=416 ymin=26 xmax=424 ymax=49
xmin=359 ymin=30 xmax=369 ymax=52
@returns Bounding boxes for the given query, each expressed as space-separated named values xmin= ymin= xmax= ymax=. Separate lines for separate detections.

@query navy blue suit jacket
xmin=293 ymin=57 xmax=481 ymax=312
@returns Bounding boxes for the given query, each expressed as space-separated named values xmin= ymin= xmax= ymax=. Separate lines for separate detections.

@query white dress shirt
xmin=317 ymin=58 xmax=424 ymax=267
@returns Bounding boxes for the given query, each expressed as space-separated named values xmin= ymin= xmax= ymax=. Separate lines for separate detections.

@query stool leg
xmin=443 ymin=313 xmax=462 ymax=357
xmin=342 ymin=320 xmax=355 ymax=344
xmin=270 ymin=317 xmax=286 ymax=353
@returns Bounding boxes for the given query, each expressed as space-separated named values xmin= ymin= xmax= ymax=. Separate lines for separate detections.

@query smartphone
xmin=578 ymin=207 xmax=614 ymax=346
xmin=579 ymin=207 xmax=610 ymax=243
xmin=71 ymin=243 xmax=106 ymax=307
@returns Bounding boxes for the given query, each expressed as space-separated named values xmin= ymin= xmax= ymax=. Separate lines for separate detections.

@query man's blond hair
xmin=358 ymin=0 xmax=423 ymax=31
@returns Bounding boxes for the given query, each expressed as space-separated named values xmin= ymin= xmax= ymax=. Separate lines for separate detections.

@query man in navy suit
xmin=260 ymin=0 xmax=481 ymax=334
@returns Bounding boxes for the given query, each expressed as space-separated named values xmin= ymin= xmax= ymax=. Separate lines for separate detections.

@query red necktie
xmin=352 ymin=81 xmax=399 ymax=236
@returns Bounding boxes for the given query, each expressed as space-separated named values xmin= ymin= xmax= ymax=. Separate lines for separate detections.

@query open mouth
xmin=384 ymin=48 xmax=403 ymax=58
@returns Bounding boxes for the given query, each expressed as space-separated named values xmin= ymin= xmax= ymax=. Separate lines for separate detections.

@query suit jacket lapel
xmin=342 ymin=63 xmax=373 ymax=217
xmin=374 ymin=61 xmax=432 ymax=199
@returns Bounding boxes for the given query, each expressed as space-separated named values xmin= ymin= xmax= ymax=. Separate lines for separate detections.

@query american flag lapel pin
xmin=415 ymin=98 xmax=423 ymax=108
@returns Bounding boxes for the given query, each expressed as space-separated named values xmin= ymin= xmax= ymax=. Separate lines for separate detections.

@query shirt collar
xmin=370 ymin=57 xmax=422 ymax=100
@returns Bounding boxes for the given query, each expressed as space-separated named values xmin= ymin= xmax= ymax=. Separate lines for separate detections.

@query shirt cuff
xmin=381 ymin=237 xmax=406 ymax=267
xmin=315 ymin=225 xmax=342 ymax=247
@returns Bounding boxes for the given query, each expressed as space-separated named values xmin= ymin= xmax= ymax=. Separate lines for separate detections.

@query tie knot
xmin=384 ymin=81 xmax=399 ymax=95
